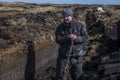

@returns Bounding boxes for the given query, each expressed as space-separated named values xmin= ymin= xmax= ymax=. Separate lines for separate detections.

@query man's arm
xmin=74 ymin=25 xmax=88 ymax=44
xmin=55 ymin=26 xmax=70 ymax=45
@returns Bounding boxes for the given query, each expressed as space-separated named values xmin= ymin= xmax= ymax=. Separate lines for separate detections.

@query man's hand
xmin=68 ymin=34 xmax=77 ymax=41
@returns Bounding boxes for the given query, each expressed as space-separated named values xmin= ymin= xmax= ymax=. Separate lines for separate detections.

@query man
xmin=55 ymin=8 xmax=88 ymax=80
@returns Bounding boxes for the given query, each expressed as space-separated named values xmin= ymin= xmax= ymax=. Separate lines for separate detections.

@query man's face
xmin=63 ymin=16 xmax=73 ymax=23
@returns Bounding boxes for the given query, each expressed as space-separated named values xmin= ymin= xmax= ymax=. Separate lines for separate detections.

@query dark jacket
xmin=55 ymin=20 xmax=88 ymax=57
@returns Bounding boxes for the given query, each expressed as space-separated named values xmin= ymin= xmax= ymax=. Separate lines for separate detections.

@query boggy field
xmin=0 ymin=2 xmax=120 ymax=80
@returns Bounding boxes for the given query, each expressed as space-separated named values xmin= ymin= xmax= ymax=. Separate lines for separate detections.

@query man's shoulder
xmin=71 ymin=20 xmax=82 ymax=25
xmin=57 ymin=23 xmax=64 ymax=28
xmin=71 ymin=20 xmax=83 ymax=29
xmin=56 ymin=23 xmax=64 ymax=31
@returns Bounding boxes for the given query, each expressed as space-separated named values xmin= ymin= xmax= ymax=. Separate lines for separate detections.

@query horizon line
xmin=0 ymin=1 xmax=120 ymax=5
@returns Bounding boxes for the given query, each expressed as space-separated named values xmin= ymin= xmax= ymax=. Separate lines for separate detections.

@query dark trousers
xmin=55 ymin=56 xmax=83 ymax=80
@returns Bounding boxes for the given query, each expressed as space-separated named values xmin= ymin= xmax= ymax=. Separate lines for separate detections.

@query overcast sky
xmin=0 ymin=0 xmax=120 ymax=4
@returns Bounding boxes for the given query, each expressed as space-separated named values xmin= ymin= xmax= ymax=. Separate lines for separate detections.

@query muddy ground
xmin=0 ymin=2 xmax=120 ymax=80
